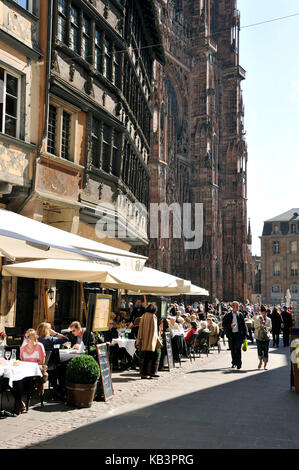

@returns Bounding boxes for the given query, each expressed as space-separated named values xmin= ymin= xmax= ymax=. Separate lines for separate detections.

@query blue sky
xmin=238 ymin=0 xmax=299 ymax=255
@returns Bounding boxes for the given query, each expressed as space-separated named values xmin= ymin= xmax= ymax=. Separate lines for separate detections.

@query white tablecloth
xmin=112 ymin=338 xmax=136 ymax=357
xmin=59 ymin=350 xmax=83 ymax=362
xmin=2 ymin=361 xmax=42 ymax=388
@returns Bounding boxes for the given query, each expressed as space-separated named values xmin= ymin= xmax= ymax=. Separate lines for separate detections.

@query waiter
xmin=223 ymin=301 xmax=247 ymax=369
xmin=129 ymin=299 xmax=145 ymax=323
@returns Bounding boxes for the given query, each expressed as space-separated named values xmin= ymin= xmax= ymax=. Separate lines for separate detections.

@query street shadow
xmin=26 ymin=350 xmax=299 ymax=450
xmin=111 ymin=378 xmax=136 ymax=383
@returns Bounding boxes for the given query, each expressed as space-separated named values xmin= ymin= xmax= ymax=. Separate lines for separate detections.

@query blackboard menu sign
xmin=165 ymin=332 xmax=174 ymax=370
xmin=96 ymin=343 xmax=114 ymax=401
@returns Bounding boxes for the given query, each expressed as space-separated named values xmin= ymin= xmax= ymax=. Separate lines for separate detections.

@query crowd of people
xmin=0 ymin=297 xmax=294 ymax=415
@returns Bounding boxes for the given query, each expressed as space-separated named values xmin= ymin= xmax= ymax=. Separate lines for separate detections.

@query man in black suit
xmin=222 ymin=301 xmax=247 ymax=369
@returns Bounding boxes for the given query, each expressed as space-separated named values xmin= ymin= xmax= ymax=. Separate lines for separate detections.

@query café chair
xmin=0 ymin=376 xmax=11 ymax=413
xmin=195 ymin=331 xmax=210 ymax=357
xmin=187 ymin=334 xmax=198 ymax=362
xmin=5 ymin=328 xmax=23 ymax=347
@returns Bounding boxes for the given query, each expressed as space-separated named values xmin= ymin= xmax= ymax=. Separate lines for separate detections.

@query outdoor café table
xmin=2 ymin=360 xmax=42 ymax=388
xmin=59 ymin=349 xmax=84 ymax=363
xmin=171 ymin=334 xmax=188 ymax=361
xmin=111 ymin=338 xmax=136 ymax=358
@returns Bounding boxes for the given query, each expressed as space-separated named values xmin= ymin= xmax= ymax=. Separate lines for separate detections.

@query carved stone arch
xmin=164 ymin=61 xmax=187 ymax=128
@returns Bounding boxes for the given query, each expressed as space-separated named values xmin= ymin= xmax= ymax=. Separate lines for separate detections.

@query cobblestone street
xmin=1 ymin=341 xmax=298 ymax=449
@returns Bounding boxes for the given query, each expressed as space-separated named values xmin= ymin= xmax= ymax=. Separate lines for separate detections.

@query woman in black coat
xmin=271 ymin=307 xmax=282 ymax=347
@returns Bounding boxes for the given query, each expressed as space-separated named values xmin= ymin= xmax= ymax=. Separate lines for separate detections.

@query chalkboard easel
xmin=165 ymin=332 xmax=175 ymax=370
xmin=96 ymin=343 xmax=114 ymax=401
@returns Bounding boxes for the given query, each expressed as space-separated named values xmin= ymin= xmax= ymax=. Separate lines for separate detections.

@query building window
xmin=113 ymin=50 xmax=120 ymax=88
xmin=273 ymin=262 xmax=280 ymax=277
xmin=91 ymin=118 xmax=101 ymax=168
xmin=291 ymin=261 xmax=298 ymax=277
xmin=13 ymin=0 xmax=33 ymax=13
xmin=95 ymin=28 xmax=103 ymax=73
xmin=57 ymin=0 xmax=67 ymax=43
xmin=290 ymin=241 xmax=297 ymax=254
xmin=47 ymin=102 xmax=77 ymax=161
xmin=272 ymin=241 xmax=280 ymax=254
xmin=290 ymin=285 xmax=299 ymax=294
xmin=61 ymin=111 xmax=71 ymax=160
xmin=112 ymin=131 xmax=120 ymax=177
xmin=47 ymin=105 xmax=57 ymax=154
xmin=104 ymin=39 xmax=113 ymax=81
xmin=102 ymin=124 xmax=111 ymax=173
xmin=0 ymin=67 xmax=20 ymax=139
xmin=70 ymin=6 xmax=80 ymax=54
xmin=273 ymin=225 xmax=279 ymax=234
xmin=291 ymin=223 xmax=297 ymax=234
xmin=82 ymin=16 xmax=91 ymax=63
xmin=271 ymin=285 xmax=281 ymax=293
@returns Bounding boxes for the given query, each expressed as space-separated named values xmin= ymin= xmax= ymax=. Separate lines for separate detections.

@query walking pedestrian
xmin=136 ymin=303 xmax=160 ymax=379
xmin=271 ymin=307 xmax=282 ymax=347
xmin=254 ymin=305 xmax=272 ymax=370
xmin=281 ymin=306 xmax=293 ymax=347
xmin=222 ymin=301 xmax=247 ymax=369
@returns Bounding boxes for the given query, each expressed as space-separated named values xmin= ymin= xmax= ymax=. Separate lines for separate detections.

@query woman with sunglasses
xmin=11 ymin=329 xmax=47 ymax=414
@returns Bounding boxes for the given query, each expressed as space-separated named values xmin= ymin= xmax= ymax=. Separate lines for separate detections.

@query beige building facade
xmin=261 ymin=209 xmax=299 ymax=304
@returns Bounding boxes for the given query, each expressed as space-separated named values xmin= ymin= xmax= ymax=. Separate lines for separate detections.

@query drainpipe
xmin=17 ymin=0 xmax=53 ymax=213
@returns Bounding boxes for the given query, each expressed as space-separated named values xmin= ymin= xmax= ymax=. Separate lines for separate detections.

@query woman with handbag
xmin=136 ymin=303 xmax=161 ymax=379
xmin=254 ymin=305 xmax=272 ymax=370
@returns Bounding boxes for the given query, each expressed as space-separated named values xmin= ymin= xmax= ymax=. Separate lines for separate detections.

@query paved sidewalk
xmin=1 ymin=341 xmax=298 ymax=449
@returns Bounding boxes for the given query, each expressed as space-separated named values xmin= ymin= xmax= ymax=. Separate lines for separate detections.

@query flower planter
xmin=66 ymin=382 xmax=97 ymax=408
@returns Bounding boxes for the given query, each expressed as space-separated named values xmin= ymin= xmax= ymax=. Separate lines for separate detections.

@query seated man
xmin=103 ymin=320 xmax=119 ymax=343
xmin=207 ymin=318 xmax=219 ymax=346
xmin=66 ymin=321 xmax=95 ymax=350
xmin=102 ymin=320 xmax=121 ymax=370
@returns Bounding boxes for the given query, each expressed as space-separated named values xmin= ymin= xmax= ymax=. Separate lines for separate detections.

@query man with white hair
xmin=222 ymin=301 xmax=247 ymax=369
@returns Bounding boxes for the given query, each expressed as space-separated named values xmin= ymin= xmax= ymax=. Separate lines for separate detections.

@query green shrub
xmin=66 ymin=354 xmax=100 ymax=385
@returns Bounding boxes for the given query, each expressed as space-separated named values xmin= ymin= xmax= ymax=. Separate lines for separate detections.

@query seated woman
xmin=11 ymin=329 xmax=47 ymax=414
xmin=184 ymin=321 xmax=198 ymax=347
xmin=169 ymin=317 xmax=180 ymax=333
xmin=37 ymin=322 xmax=68 ymax=351
xmin=114 ymin=314 xmax=122 ymax=327
xmin=37 ymin=322 xmax=68 ymax=398
xmin=197 ymin=321 xmax=209 ymax=336
xmin=176 ymin=317 xmax=185 ymax=335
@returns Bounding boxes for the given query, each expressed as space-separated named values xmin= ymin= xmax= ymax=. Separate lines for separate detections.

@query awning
xmin=0 ymin=209 xmax=146 ymax=269
xmin=2 ymin=261 xmax=192 ymax=295
xmin=1 ymin=259 xmax=115 ymax=283
xmin=124 ymin=283 xmax=209 ymax=297
xmin=2 ymin=259 xmax=209 ymax=297
xmin=100 ymin=267 xmax=192 ymax=294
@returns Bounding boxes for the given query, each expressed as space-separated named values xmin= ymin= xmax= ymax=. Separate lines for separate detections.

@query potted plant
xmin=66 ymin=355 xmax=100 ymax=408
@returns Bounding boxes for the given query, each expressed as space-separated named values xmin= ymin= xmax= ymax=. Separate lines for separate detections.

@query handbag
xmin=242 ymin=340 xmax=248 ymax=352
xmin=257 ymin=326 xmax=269 ymax=342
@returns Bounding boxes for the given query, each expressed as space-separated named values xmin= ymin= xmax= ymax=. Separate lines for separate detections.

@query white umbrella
xmin=0 ymin=209 xmax=146 ymax=268
xmin=1 ymin=259 xmax=117 ymax=283
xmin=100 ymin=266 xmax=192 ymax=294
xmin=124 ymin=283 xmax=209 ymax=297
xmin=2 ymin=262 xmax=194 ymax=296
